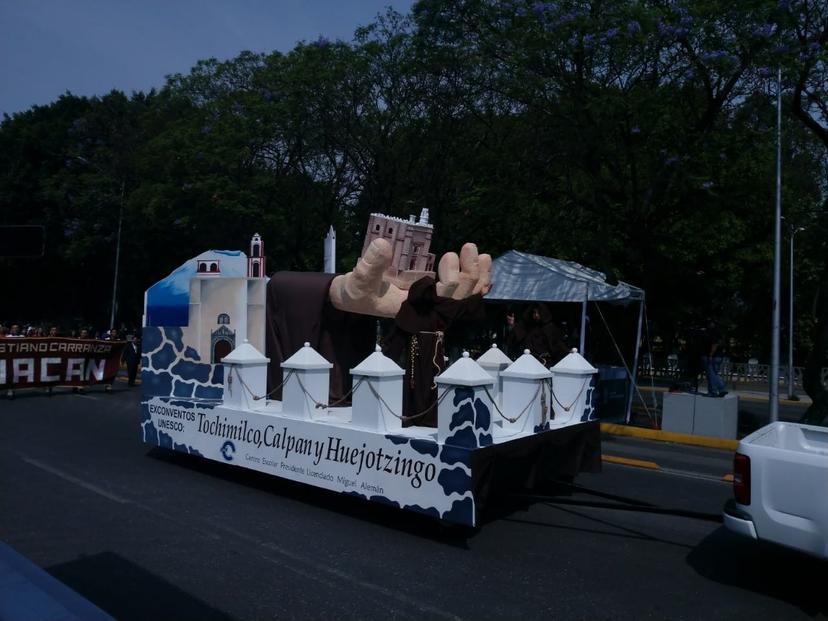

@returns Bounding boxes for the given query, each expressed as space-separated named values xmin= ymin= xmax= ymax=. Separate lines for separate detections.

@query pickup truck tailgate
xmin=736 ymin=423 xmax=828 ymax=558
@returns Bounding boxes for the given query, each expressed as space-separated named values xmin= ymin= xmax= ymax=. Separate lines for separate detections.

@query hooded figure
xmin=265 ymin=271 xmax=376 ymax=403
xmin=506 ymin=303 xmax=568 ymax=366
xmin=383 ymin=276 xmax=485 ymax=427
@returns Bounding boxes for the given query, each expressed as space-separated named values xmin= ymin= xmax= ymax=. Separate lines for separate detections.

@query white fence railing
xmin=637 ymin=355 xmax=827 ymax=389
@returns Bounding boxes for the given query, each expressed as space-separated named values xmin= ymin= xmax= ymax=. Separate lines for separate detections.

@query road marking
xmin=19 ymin=456 xmax=130 ymax=504
xmin=602 ymin=455 xmax=660 ymax=470
xmin=219 ymin=524 xmax=464 ymax=621
xmin=658 ymin=467 xmax=732 ymax=484
xmin=73 ymin=394 xmax=98 ymax=400
xmin=15 ymin=454 xmax=462 ymax=620
xmin=14 ymin=447 xmax=461 ymax=619
xmin=601 ymin=457 xmax=731 ymax=484
xmin=601 ymin=423 xmax=739 ymax=451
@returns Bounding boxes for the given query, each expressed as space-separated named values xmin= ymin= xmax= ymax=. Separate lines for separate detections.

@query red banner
xmin=0 ymin=338 xmax=125 ymax=388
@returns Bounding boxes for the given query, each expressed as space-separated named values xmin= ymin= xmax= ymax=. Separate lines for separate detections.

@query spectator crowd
xmin=1 ymin=321 xmax=143 ymax=398
xmin=0 ymin=322 xmax=134 ymax=340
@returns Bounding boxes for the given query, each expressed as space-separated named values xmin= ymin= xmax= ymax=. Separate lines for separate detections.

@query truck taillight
xmin=733 ymin=453 xmax=751 ymax=506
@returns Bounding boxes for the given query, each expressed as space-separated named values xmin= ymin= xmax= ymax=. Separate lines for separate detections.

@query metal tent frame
xmin=487 ymin=250 xmax=645 ymax=423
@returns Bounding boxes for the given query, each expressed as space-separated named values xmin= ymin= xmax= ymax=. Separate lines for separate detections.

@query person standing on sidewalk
xmin=122 ymin=334 xmax=141 ymax=387
xmin=102 ymin=328 xmax=120 ymax=392
xmin=703 ymin=320 xmax=727 ymax=397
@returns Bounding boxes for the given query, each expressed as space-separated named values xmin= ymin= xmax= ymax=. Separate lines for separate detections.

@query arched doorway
xmin=252 ymin=263 xmax=260 ymax=277
xmin=211 ymin=325 xmax=236 ymax=363
xmin=213 ymin=339 xmax=232 ymax=363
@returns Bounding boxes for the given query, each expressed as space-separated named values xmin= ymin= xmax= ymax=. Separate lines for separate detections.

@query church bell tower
xmin=248 ymin=233 xmax=265 ymax=278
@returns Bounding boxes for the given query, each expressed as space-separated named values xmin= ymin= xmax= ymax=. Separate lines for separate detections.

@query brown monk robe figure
xmin=506 ymin=303 xmax=569 ymax=367
xmin=266 ymin=239 xmax=492 ymax=414
xmin=382 ymin=276 xmax=486 ymax=427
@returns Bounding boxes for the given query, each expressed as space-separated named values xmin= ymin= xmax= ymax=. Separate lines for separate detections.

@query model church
xmin=187 ymin=234 xmax=267 ymax=363
xmin=362 ymin=209 xmax=435 ymax=287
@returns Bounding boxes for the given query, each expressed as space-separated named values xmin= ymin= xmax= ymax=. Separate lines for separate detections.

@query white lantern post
xmin=500 ymin=349 xmax=553 ymax=435
xmin=221 ymin=340 xmax=270 ymax=411
xmin=350 ymin=345 xmax=404 ymax=432
xmin=550 ymin=349 xmax=598 ymax=426
xmin=436 ymin=352 xmax=495 ymax=447
xmin=281 ymin=342 xmax=333 ymax=419
xmin=476 ymin=344 xmax=512 ymax=411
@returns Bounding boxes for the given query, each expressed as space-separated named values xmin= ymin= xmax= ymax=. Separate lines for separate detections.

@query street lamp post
xmin=788 ymin=224 xmax=804 ymax=400
xmin=770 ymin=67 xmax=783 ymax=423
xmin=110 ymin=180 xmax=125 ymax=330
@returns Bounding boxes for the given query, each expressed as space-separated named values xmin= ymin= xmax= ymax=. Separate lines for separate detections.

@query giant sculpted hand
xmin=328 ymin=239 xmax=492 ymax=318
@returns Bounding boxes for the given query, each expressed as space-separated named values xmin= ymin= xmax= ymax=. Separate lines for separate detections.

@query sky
xmin=0 ymin=0 xmax=415 ymax=117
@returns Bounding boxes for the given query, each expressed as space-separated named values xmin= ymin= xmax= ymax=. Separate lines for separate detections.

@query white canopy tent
xmin=487 ymin=250 xmax=645 ymax=422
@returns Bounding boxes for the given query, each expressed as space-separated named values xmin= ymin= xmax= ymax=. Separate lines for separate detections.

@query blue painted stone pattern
xmin=473 ymin=398 xmax=491 ymax=431
xmin=386 ymin=435 xmax=410 ymax=446
xmin=171 ymin=359 xmax=211 ymax=384
xmin=403 ymin=504 xmax=441 ymax=519
xmin=410 ymin=439 xmax=439 ymax=458
xmin=581 ymin=377 xmax=596 ymax=421
xmin=195 ymin=385 xmax=223 ymax=400
xmin=446 ymin=426 xmax=478 ymax=448
xmin=142 ymin=369 xmax=173 ymax=399
xmin=172 ymin=380 xmax=193 ymax=398
xmin=452 ymin=386 xmax=475 ymax=407
xmin=153 ymin=343 xmax=177 ymax=371
xmin=443 ymin=497 xmax=474 ymax=525
xmin=210 ymin=365 xmax=224 ymax=385
xmin=450 ymin=402 xmax=475 ymax=431
xmin=166 ymin=327 xmax=184 ymax=352
xmin=439 ymin=444 xmax=471 ymax=468
xmin=141 ymin=326 xmax=224 ymax=401
xmin=445 ymin=387 xmax=492 ymax=448
xmin=143 ymin=327 xmax=163 ymax=352
xmin=141 ymin=399 xmax=208 ymax=457
xmin=438 ymin=466 xmax=472 ymax=496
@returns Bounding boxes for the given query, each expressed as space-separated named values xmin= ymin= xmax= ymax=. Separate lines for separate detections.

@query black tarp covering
xmin=471 ymin=421 xmax=602 ymax=514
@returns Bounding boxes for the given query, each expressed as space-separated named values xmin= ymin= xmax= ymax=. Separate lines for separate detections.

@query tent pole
xmin=580 ymin=284 xmax=588 ymax=354
xmin=626 ymin=296 xmax=645 ymax=424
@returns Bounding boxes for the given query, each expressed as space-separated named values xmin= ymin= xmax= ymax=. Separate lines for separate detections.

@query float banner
xmin=0 ymin=338 xmax=125 ymax=388
xmin=141 ymin=397 xmax=476 ymax=526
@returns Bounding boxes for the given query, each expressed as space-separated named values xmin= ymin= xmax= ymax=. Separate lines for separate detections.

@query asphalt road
xmin=1 ymin=386 xmax=826 ymax=620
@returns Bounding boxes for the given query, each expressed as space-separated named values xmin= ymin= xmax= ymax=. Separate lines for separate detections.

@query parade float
xmin=140 ymin=217 xmax=601 ymax=527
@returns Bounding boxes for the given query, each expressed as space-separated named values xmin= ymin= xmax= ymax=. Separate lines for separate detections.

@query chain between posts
xmin=232 ymin=367 xmax=578 ymax=428
xmin=550 ymin=377 xmax=590 ymax=412
xmin=364 ymin=379 xmax=451 ymax=422
xmin=483 ymin=381 xmax=543 ymax=424
xmin=294 ymin=373 xmax=451 ymax=422
xmin=230 ymin=367 xmax=294 ymax=401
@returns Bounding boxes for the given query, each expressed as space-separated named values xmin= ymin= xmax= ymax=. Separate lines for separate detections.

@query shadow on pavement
xmin=46 ymin=551 xmax=232 ymax=621
xmin=687 ymin=527 xmax=828 ymax=617
xmin=146 ymin=448 xmax=476 ymax=546
xmin=485 ymin=481 xmax=715 ymax=550
xmin=146 ymin=448 xmax=611 ymax=544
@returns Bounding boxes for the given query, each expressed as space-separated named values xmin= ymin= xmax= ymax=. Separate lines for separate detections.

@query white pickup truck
xmin=723 ymin=421 xmax=828 ymax=558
